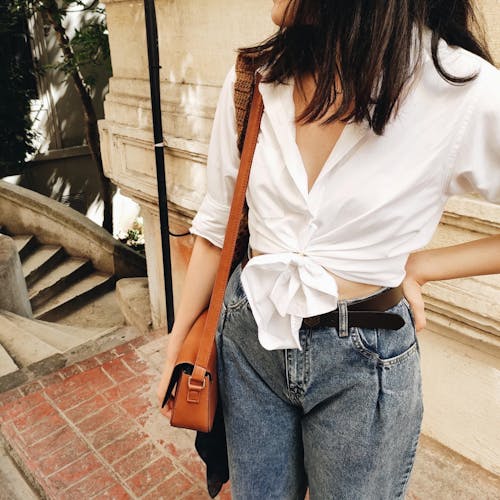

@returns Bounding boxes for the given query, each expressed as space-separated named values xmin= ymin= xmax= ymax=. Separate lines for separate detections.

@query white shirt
xmin=189 ymin=32 xmax=500 ymax=351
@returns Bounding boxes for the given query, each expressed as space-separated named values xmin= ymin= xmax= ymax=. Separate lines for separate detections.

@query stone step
xmin=0 ymin=443 xmax=40 ymax=500
xmin=55 ymin=289 xmax=128 ymax=331
xmin=115 ymin=277 xmax=152 ymax=334
xmin=0 ymin=312 xmax=61 ymax=367
xmin=28 ymin=256 xmax=94 ymax=310
xmin=0 ymin=342 xmax=18 ymax=377
xmin=8 ymin=234 xmax=38 ymax=261
xmin=22 ymin=244 xmax=67 ymax=288
xmin=46 ymin=320 xmax=106 ymax=339
xmin=33 ymin=271 xmax=116 ymax=322
xmin=0 ymin=310 xmax=104 ymax=353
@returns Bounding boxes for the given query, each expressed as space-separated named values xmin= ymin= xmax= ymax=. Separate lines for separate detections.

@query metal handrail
xmin=143 ymin=0 xmax=175 ymax=332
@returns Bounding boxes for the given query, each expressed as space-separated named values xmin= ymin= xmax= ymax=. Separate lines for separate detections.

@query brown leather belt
xmin=240 ymin=252 xmax=405 ymax=331
xmin=301 ymin=286 xmax=405 ymax=331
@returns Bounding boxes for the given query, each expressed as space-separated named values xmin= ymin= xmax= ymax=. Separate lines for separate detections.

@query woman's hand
xmin=156 ymin=329 xmax=188 ymax=420
xmin=403 ymin=235 xmax=500 ymax=333
xmin=403 ymin=252 xmax=427 ymax=332
xmin=156 ymin=359 xmax=176 ymax=420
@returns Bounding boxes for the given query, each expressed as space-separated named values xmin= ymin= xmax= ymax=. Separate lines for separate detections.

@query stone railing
xmin=0 ymin=180 xmax=146 ymax=279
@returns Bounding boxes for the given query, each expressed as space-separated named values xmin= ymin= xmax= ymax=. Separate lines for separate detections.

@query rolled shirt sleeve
xmin=189 ymin=65 xmax=240 ymax=247
xmin=444 ymin=63 xmax=500 ymax=203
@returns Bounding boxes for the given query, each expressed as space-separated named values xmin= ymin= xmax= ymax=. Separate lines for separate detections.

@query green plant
xmin=0 ymin=0 xmax=38 ymax=174
xmin=71 ymin=20 xmax=111 ymax=87
xmin=117 ymin=217 xmax=146 ymax=256
xmin=7 ymin=0 xmax=114 ymax=234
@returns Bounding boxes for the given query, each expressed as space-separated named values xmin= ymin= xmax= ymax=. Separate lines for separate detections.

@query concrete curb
xmin=0 ymin=435 xmax=43 ymax=500
xmin=0 ymin=323 xmax=142 ymax=393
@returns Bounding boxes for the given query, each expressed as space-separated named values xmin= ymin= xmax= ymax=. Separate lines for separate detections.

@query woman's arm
xmin=155 ymin=65 xmax=240 ymax=416
xmin=156 ymin=235 xmax=221 ymax=414
xmin=403 ymin=234 xmax=500 ymax=332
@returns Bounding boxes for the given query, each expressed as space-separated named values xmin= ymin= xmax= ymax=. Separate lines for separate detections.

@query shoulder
xmin=439 ymin=40 xmax=495 ymax=73
xmin=444 ymin=47 xmax=500 ymax=118
xmin=213 ymin=65 xmax=237 ymax=118
xmin=424 ymin=35 xmax=499 ymax=97
xmin=414 ymin=37 xmax=499 ymax=124
xmin=471 ymin=57 xmax=500 ymax=107
xmin=219 ymin=51 xmax=264 ymax=100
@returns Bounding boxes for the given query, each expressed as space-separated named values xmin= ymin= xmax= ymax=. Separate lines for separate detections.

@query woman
xmin=158 ymin=1 xmax=500 ymax=498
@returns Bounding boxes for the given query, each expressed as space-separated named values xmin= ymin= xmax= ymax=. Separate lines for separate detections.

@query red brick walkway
xmin=0 ymin=331 xmax=231 ymax=499
xmin=7 ymin=329 xmax=494 ymax=500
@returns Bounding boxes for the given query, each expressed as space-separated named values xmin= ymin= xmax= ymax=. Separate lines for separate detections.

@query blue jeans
xmin=216 ymin=263 xmax=423 ymax=500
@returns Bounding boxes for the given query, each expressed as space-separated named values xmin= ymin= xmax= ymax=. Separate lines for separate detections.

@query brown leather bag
xmin=161 ymin=73 xmax=264 ymax=432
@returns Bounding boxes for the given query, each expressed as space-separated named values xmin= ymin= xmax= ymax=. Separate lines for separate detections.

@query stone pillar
xmin=98 ymin=0 xmax=272 ymax=328
xmin=0 ymin=235 xmax=32 ymax=318
xmin=141 ymin=207 xmax=167 ymax=328
xmin=141 ymin=204 xmax=196 ymax=329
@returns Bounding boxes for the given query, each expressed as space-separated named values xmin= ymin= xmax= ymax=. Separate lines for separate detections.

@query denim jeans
xmin=216 ymin=263 xmax=424 ymax=500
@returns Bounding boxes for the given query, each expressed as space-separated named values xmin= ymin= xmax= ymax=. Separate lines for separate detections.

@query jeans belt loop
xmin=338 ymin=301 xmax=349 ymax=338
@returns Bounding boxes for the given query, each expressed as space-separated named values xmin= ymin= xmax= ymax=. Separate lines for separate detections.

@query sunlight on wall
xmin=111 ymin=188 xmax=141 ymax=238
xmin=137 ymin=107 xmax=150 ymax=130
xmin=2 ymin=176 xmax=21 ymax=185
xmin=85 ymin=187 xmax=141 ymax=237
xmin=48 ymin=174 xmax=67 ymax=200
xmin=85 ymin=194 xmax=103 ymax=226
xmin=175 ymin=53 xmax=204 ymax=140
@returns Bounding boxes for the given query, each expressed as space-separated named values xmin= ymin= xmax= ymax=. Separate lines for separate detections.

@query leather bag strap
xmin=190 ymin=73 xmax=264 ymax=384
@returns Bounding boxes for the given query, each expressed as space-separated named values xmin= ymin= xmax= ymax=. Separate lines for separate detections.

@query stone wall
xmin=479 ymin=0 xmax=500 ymax=63
xmin=98 ymin=0 xmax=500 ymax=474
xmin=99 ymin=0 xmax=273 ymax=326
xmin=420 ymin=0 xmax=500 ymax=473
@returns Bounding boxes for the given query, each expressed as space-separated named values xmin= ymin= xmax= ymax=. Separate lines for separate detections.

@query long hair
xmin=239 ymin=0 xmax=493 ymax=135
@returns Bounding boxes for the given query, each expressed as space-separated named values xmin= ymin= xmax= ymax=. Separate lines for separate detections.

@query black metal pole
xmin=143 ymin=0 xmax=175 ymax=332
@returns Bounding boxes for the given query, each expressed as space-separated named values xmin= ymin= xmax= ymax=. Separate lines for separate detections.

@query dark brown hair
xmin=239 ymin=0 xmax=493 ymax=135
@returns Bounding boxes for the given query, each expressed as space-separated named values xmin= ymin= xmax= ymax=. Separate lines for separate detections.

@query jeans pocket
xmin=350 ymin=299 xmax=418 ymax=368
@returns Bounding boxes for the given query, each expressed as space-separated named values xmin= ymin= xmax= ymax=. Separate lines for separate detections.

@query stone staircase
xmin=7 ymin=230 xmax=117 ymax=322
xmin=0 ymin=227 xmax=145 ymax=392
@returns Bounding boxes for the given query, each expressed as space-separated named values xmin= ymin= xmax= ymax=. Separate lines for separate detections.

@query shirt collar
xmin=256 ymin=71 xmax=371 ymax=206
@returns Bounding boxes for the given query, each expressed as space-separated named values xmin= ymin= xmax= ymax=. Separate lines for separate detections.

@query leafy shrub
xmin=0 ymin=1 xmax=37 ymax=175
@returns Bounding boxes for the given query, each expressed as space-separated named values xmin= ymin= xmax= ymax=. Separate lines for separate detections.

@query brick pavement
xmin=0 ymin=331 xmax=231 ymax=499
xmin=2 ymin=329 xmax=497 ymax=499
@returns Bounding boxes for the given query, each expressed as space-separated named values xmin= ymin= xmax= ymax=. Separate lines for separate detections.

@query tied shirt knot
xmin=240 ymin=252 xmax=340 ymax=350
